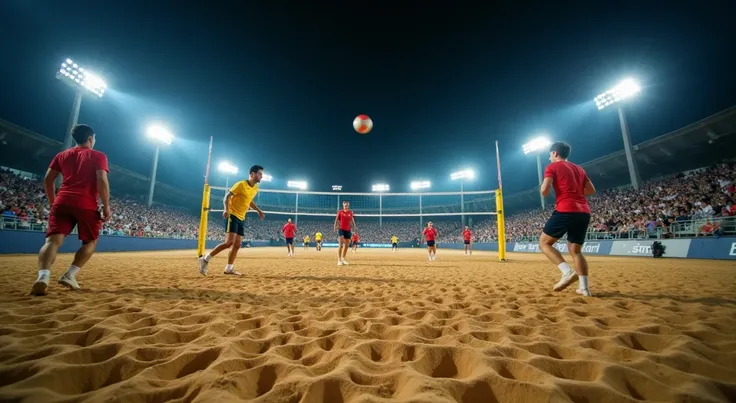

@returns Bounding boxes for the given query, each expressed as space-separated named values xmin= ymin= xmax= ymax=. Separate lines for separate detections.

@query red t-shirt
xmin=336 ymin=209 xmax=354 ymax=231
xmin=423 ymin=227 xmax=438 ymax=241
xmin=544 ymin=160 xmax=590 ymax=214
xmin=50 ymin=147 xmax=109 ymax=210
xmin=352 ymin=234 xmax=359 ymax=242
xmin=463 ymin=229 xmax=472 ymax=241
xmin=282 ymin=222 xmax=296 ymax=238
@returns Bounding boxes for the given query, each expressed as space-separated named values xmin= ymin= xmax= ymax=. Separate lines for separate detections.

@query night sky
xmin=1 ymin=1 xmax=735 ymax=196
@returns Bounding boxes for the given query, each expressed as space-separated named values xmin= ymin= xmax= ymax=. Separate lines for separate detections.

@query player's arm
xmin=540 ymin=177 xmax=553 ymax=197
xmin=223 ymin=192 xmax=234 ymax=214
xmin=333 ymin=212 xmax=340 ymax=231
xmin=43 ymin=168 xmax=59 ymax=206
xmin=249 ymin=200 xmax=265 ymax=219
xmin=351 ymin=216 xmax=357 ymax=232
xmin=583 ymin=176 xmax=596 ymax=196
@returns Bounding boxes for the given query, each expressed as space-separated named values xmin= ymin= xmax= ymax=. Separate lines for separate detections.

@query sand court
xmin=0 ymin=247 xmax=735 ymax=402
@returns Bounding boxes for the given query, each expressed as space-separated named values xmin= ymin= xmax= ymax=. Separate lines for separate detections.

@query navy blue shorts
xmin=225 ymin=215 xmax=245 ymax=236
xmin=338 ymin=229 xmax=351 ymax=239
xmin=464 ymin=240 xmax=470 ymax=245
xmin=427 ymin=240 xmax=436 ymax=247
xmin=285 ymin=237 xmax=294 ymax=245
xmin=543 ymin=211 xmax=591 ymax=245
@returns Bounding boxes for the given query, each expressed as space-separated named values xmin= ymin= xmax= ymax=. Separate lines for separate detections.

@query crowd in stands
xmin=2 ymin=162 xmax=734 ymax=243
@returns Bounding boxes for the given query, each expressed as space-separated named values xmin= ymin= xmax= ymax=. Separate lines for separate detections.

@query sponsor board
xmin=320 ymin=243 xmax=392 ymax=248
xmin=686 ymin=237 xmax=736 ymax=260
xmin=512 ymin=241 xmax=609 ymax=255
xmin=609 ymin=239 xmax=691 ymax=258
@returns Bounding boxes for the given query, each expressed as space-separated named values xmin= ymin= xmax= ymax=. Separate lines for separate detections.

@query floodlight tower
xmin=594 ymin=78 xmax=643 ymax=190
xmin=218 ymin=161 xmax=238 ymax=189
xmin=410 ymin=180 xmax=431 ymax=229
xmin=522 ymin=136 xmax=553 ymax=209
xmin=146 ymin=124 xmax=174 ymax=207
xmin=372 ymin=183 xmax=390 ymax=228
xmin=450 ymin=169 xmax=474 ymax=225
xmin=287 ymin=180 xmax=308 ymax=226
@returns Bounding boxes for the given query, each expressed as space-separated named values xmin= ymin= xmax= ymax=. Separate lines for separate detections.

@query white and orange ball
xmin=353 ymin=114 xmax=373 ymax=134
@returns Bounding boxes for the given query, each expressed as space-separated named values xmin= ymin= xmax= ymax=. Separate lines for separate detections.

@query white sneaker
xmin=199 ymin=257 xmax=209 ymax=276
xmin=576 ymin=288 xmax=592 ymax=297
xmin=553 ymin=271 xmax=578 ymax=292
xmin=342 ymin=259 xmax=349 ymax=265
xmin=58 ymin=273 xmax=81 ymax=290
xmin=31 ymin=272 xmax=50 ymax=296
xmin=337 ymin=260 xmax=344 ymax=266
xmin=224 ymin=269 xmax=242 ymax=276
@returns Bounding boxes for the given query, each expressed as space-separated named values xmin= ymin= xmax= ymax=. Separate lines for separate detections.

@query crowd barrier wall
xmin=1 ymin=230 xmax=734 ymax=260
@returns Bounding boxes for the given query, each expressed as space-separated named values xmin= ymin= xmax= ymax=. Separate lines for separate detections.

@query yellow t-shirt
xmin=315 ymin=232 xmax=322 ymax=241
xmin=391 ymin=236 xmax=398 ymax=243
xmin=304 ymin=236 xmax=310 ymax=243
xmin=228 ymin=180 xmax=259 ymax=220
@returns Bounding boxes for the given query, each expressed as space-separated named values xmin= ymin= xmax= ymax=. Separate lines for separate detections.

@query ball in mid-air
xmin=353 ymin=114 xmax=373 ymax=134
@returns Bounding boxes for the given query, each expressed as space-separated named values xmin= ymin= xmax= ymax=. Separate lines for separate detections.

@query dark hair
xmin=249 ymin=165 xmax=264 ymax=174
xmin=550 ymin=141 xmax=571 ymax=159
xmin=71 ymin=124 xmax=95 ymax=144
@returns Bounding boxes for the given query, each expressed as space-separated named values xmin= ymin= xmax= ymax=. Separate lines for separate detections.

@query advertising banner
xmin=512 ymin=241 xmax=611 ymax=255
xmin=609 ymin=239 xmax=691 ymax=258
xmin=686 ymin=237 xmax=736 ymax=260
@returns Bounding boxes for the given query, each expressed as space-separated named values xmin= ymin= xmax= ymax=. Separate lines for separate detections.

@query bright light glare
xmin=450 ymin=169 xmax=475 ymax=181
xmin=594 ymin=78 xmax=640 ymax=110
xmin=522 ymin=136 xmax=552 ymax=154
xmin=287 ymin=180 xmax=307 ymax=190
xmin=332 ymin=185 xmax=342 ymax=191
xmin=218 ymin=161 xmax=238 ymax=175
xmin=410 ymin=180 xmax=431 ymax=190
xmin=57 ymin=58 xmax=107 ymax=97
xmin=372 ymin=183 xmax=390 ymax=192
xmin=146 ymin=125 xmax=174 ymax=145
xmin=261 ymin=173 xmax=273 ymax=182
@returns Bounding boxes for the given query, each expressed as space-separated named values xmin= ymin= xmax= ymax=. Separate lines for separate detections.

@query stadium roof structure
xmin=506 ymin=105 xmax=736 ymax=210
xmin=0 ymin=118 xmax=200 ymax=208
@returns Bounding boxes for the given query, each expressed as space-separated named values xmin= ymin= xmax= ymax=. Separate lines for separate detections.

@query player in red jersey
xmin=540 ymin=141 xmax=596 ymax=297
xmin=462 ymin=226 xmax=473 ymax=255
xmin=282 ymin=218 xmax=297 ymax=257
xmin=422 ymin=221 xmax=439 ymax=261
xmin=350 ymin=232 xmax=360 ymax=253
xmin=334 ymin=200 xmax=357 ymax=266
xmin=31 ymin=125 xmax=111 ymax=296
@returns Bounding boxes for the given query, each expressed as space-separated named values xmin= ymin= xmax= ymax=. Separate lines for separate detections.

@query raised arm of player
xmin=540 ymin=177 xmax=553 ymax=197
xmin=250 ymin=200 xmax=265 ymax=220
xmin=583 ymin=176 xmax=596 ymax=196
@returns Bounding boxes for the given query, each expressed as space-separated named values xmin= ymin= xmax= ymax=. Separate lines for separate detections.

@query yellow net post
xmin=495 ymin=188 xmax=507 ymax=261
xmin=197 ymin=184 xmax=211 ymax=257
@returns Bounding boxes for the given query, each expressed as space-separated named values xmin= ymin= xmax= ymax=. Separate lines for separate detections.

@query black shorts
xmin=285 ymin=237 xmax=294 ymax=245
xmin=225 ymin=215 xmax=245 ymax=236
xmin=317 ymin=240 xmax=322 ymax=244
xmin=464 ymin=240 xmax=470 ymax=245
xmin=351 ymin=241 xmax=359 ymax=246
xmin=392 ymin=242 xmax=397 ymax=247
xmin=543 ymin=211 xmax=591 ymax=245
xmin=338 ymin=229 xmax=351 ymax=239
xmin=304 ymin=242 xmax=309 ymax=246
xmin=427 ymin=240 xmax=435 ymax=247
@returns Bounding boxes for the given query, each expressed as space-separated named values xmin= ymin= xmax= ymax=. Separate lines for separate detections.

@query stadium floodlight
xmin=522 ymin=136 xmax=552 ymax=209
xmin=145 ymin=124 xmax=174 ymax=207
xmin=522 ymin=136 xmax=552 ymax=155
xmin=372 ymin=183 xmax=390 ymax=192
xmin=410 ymin=180 xmax=431 ymax=190
xmin=288 ymin=180 xmax=308 ymax=190
xmin=594 ymin=78 xmax=640 ymax=110
xmin=261 ymin=173 xmax=273 ymax=182
xmin=332 ymin=185 xmax=342 ymax=191
xmin=594 ymin=78 xmax=643 ymax=190
xmin=218 ymin=161 xmax=238 ymax=175
xmin=450 ymin=169 xmax=475 ymax=181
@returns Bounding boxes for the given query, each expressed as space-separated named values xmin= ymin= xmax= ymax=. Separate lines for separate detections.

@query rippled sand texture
xmin=1 ymin=248 xmax=735 ymax=403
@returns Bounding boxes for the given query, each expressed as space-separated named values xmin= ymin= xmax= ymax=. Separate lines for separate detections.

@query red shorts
xmin=47 ymin=204 xmax=102 ymax=242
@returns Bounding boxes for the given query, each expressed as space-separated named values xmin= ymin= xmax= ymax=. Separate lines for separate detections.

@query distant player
xmin=391 ymin=235 xmax=398 ymax=251
xmin=303 ymin=234 xmax=310 ymax=250
xmin=462 ymin=226 xmax=473 ymax=255
xmin=351 ymin=232 xmax=360 ymax=253
xmin=31 ymin=124 xmax=111 ymax=296
xmin=539 ymin=141 xmax=596 ymax=297
xmin=334 ymin=200 xmax=357 ymax=266
xmin=422 ymin=221 xmax=438 ymax=261
xmin=199 ymin=165 xmax=265 ymax=276
xmin=282 ymin=218 xmax=296 ymax=256
xmin=315 ymin=231 xmax=323 ymax=251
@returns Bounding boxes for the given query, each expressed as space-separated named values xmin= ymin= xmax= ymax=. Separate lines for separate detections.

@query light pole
xmin=594 ymin=78 xmax=642 ymax=190
xmin=410 ymin=180 xmax=430 ymax=231
xmin=287 ymin=180 xmax=308 ymax=227
xmin=372 ymin=183 xmax=389 ymax=228
xmin=146 ymin=124 xmax=174 ymax=207
xmin=218 ymin=161 xmax=238 ymax=189
xmin=450 ymin=169 xmax=475 ymax=226
xmin=522 ymin=136 xmax=553 ymax=209
xmin=55 ymin=58 xmax=107 ymax=187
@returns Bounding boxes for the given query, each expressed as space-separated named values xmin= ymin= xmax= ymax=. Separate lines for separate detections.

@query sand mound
xmin=1 ymin=248 xmax=735 ymax=402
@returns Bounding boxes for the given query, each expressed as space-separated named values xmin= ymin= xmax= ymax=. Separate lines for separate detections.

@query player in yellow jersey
xmin=199 ymin=165 xmax=265 ymax=276
xmin=315 ymin=231 xmax=323 ymax=251
xmin=303 ymin=235 xmax=310 ymax=250
xmin=391 ymin=235 xmax=398 ymax=251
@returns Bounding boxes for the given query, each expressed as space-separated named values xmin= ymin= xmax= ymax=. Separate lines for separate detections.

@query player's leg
xmin=337 ymin=231 xmax=344 ymax=264
xmin=540 ymin=212 xmax=577 ymax=291
xmin=224 ymin=232 xmax=243 ymax=276
xmin=199 ymin=216 xmax=238 ymax=275
xmin=567 ymin=213 xmax=592 ymax=296
xmin=57 ymin=208 xmax=103 ymax=290
xmin=468 ymin=242 xmax=472 ymax=255
xmin=32 ymin=205 xmax=74 ymax=296
xmin=341 ymin=232 xmax=351 ymax=263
